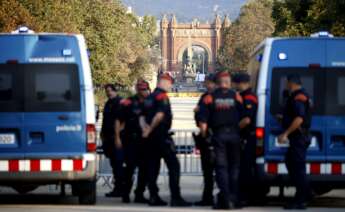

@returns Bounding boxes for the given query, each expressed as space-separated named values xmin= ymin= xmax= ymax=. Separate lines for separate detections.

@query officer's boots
xmin=134 ymin=193 xmax=149 ymax=204
xmin=148 ymin=194 xmax=168 ymax=206
xmin=170 ymin=196 xmax=192 ymax=207
xmin=194 ymin=196 xmax=214 ymax=206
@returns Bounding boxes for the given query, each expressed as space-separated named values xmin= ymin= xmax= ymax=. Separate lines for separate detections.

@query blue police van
xmin=0 ymin=27 xmax=97 ymax=204
xmin=248 ymin=32 xmax=345 ymax=196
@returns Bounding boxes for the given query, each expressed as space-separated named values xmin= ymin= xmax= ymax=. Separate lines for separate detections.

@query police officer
xmin=115 ymin=80 xmax=151 ymax=203
xmin=193 ymin=73 xmax=217 ymax=206
xmin=199 ymin=71 xmax=244 ymax=209
xmin=141 ymin=73 xmax=191 ymax=207
xmin=278 ymin=74 xmax=312 ymax=210
xmin=100 ymin=84 xmax=124 ymax=197
xmin=236 ymin=73 xmax=258 ymax=205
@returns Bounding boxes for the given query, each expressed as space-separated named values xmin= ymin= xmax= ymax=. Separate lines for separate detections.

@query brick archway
xmin=160 ymin=14 xmax=231 ymax=81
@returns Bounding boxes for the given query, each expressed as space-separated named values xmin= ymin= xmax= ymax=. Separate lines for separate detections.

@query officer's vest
xmin=209 ymin=89 xmax=240 ymax=130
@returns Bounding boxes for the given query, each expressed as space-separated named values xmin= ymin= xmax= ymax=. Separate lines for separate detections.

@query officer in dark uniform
xmin=116 ymin=80 xmax=151 ymax=203
xmin=236 ymin=73 xmax=258 ymax=205
xmin=193 ymin=73 xmax=217 ymax=206
xmin=278 ymin=74 xmax=312 ymax=210
xmin=141 ymin=73 xmax=191 ymax=207
xmin=198 ymin=71 xmax=244 ymax=209
xmin=100 ymin=84 xmax=124 ymax=197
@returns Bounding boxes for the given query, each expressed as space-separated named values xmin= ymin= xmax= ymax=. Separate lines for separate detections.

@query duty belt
xmin=213 ymin=126 xmax=238 ymax=134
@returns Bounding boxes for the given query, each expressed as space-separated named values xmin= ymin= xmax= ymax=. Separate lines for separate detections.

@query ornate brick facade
xmin=160 ymin=14 xmax=231 ymax=79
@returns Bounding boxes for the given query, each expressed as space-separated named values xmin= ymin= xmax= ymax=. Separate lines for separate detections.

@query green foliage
xmin=218 ymin=0 xmax=275 ymax=71
xmin=0 ymin=0 xmax=157 ymax=88
xmin=273 ymin=0 xmax=345 ymax=36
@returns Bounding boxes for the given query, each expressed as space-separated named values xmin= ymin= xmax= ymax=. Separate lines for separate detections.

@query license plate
xmin=0 ymin=134 xmax=15 ymax=144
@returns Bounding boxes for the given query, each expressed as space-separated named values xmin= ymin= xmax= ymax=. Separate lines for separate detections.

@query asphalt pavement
xmin=0 ymin=176 xmax=345 ymax=211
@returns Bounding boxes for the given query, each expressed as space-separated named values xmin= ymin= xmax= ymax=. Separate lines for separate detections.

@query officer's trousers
xmin=213 ymin=131 xmax=241 ymax=204
xmin=102 ymin=137 xmax=124 ymax=191
xmin=122 ymin=133 xmax=148 ymax=197
xmin=147 ymin=132 xmax=182 ymax=200
xmin=285 ymin=135 xmax=311 ymax=204
xmin=199 ymin=142 xmax=215 ymax=201
xmin=239 ymin=133 xmax=256 ymax=200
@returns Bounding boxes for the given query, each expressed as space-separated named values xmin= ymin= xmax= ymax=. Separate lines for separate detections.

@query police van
xmin=0 ymin=27 xmax=97 ymax=204
xmin=249 ymin=32 xmax=345 ymax=196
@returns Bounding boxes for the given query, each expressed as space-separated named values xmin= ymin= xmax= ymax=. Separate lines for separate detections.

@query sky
xmin=121 ymin=0 xmax=248 ymax=22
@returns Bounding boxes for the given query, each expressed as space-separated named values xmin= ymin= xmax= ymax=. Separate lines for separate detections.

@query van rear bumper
xmin=0 ymin=154 xmax=96 ymax=183
xmin=256 ymin=161 xmax=345 ymax=187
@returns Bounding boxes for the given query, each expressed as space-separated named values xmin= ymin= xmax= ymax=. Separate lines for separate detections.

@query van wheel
xmin=78 ymin=180 xmax=96 ymax=205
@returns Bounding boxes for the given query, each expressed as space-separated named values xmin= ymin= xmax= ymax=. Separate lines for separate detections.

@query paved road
xmin=1 ymin=176 xmax=345 ymax=211
xmin=170 ymin=97 xmax=199 ymax=130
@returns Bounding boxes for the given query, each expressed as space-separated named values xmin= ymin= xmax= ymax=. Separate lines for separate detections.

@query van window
xmin=0 ymin=64 xmax=80 ymax=112
xmin=0 ymin=72 xmax=13 ymax=101
xmin=0 ymin=65 xmax=23 ymax=112
xmin=271 ymin=67 xmax=345 ymax=116
xmin=25 ymin=64 xmax=81 ymax=112
xmin=325 ymin=68 xmax=345 ymax=115
xmin=270 ymin=68 xmax=324 ymax=115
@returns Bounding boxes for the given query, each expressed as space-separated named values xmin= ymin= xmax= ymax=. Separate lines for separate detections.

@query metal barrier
xmin=96 ymin=128 xmax=202 ymax=188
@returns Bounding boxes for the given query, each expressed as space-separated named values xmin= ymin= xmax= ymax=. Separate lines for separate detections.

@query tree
xmin=0 ymin=0 xmax=37 ymax=32
xmin=0 ymin=0 xmax=158 ymax=88
xmin=272 ymin=0 xmax=345 ymax=36
xmin=218 ymin=0 xmax=275 ymax=71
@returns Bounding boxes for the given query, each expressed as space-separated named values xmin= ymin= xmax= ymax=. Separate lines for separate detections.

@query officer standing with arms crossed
xmin=193 ymin=73 xmax=217 ymax=206
xmin=101 ymin=84 xmax=124 ymax=197
xmin=198 ymin=71 xmax=244 ymax=210
xmin=236 ymin=73 xmax=258 ymax=205
xmin=278 ymin=74 xmax=312 ymax=210
xmin=115 ymin=80 xmax=151 ymax=203
xmin=141 ymin=73 xmax=191 ymax=207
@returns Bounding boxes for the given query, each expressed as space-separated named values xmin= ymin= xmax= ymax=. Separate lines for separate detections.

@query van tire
xmin=78 ymin=180 xmax=96 ymax=205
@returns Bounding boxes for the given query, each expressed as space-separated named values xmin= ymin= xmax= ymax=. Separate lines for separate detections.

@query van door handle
xmin=58 ymin=115 xmax=69 ymax=121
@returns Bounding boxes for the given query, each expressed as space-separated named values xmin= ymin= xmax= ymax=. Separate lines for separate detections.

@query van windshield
xmin=270 ymin=67 xmax=345 ymax=116
xmin=0 ymin=64 xmax=80 ymax=112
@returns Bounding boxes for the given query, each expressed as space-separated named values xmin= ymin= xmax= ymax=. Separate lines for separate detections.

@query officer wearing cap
xmin=236 ymin=72 xmax=258 ymax=205
xmin=115 ymin=80 xmax=151 ymax=203
xmin=193 ymin=73 xmax=217 ymax=206
xmin=278 ymin=74 xmax=312 ymax=210
xmin=141 ymin=73 xmax=191 ymax=207
xmin=198 ymin=71 xmax=244 ymax=209
xmin=101 ymin=84 xmax=124 ymax=197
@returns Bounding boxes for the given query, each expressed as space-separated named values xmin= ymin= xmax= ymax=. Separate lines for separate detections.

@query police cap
xmin=205 ymin=73 xmax=216 ymax=82
xmin=287 ymin=74 xmax=302 ymax=85
xmin=237 ymin=72 xmax=251 ymax=83
xmin=216 ymin=71 xmax=230 ymax=80
xmin=159 ymin=73 xmax=174 ymax=84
